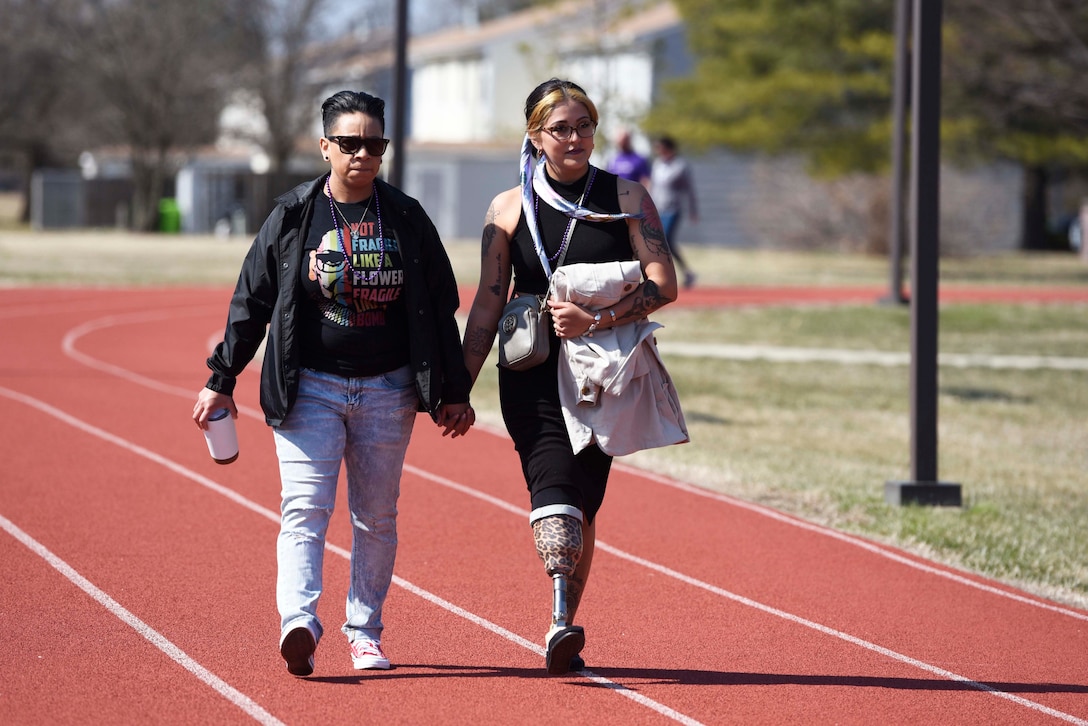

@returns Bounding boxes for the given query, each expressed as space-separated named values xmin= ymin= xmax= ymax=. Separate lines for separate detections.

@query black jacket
xmin=204 ymin=175 xmax=471 ymax=426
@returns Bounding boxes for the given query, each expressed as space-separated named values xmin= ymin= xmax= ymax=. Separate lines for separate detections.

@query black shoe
xmin=545 ymin=625 xmax=585 ymax=675
xmin=280 ymin=626 xmax=316 ymax=677
xmin=569 ymin=653 xmax=585 ymax=671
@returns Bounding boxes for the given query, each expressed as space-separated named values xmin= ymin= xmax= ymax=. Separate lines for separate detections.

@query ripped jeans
xmin=272 ymin=366 xmax=417 ymax=644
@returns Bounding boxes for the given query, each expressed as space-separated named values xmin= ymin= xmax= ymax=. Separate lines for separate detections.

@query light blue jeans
xmin=272 ymin=366 xmax=418 ymax=645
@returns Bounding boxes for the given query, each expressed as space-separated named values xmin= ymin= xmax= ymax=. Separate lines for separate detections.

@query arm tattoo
xmin=619 ymin=279 xmax=665 ymax=322
xmin=465 ymin=324 xmax=495 ymax=358
xmin=481 ymin=204 xmax=499 ymax=257
xmin=482 ymin=202 xmax=507 ymax=298
xmin=488 ymin=252 xmax=503 ymax=298
xmin=637 ymin=194 xmax=670 ymax=259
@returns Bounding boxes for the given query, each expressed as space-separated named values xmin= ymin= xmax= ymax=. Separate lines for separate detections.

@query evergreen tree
xmin=651 ymin=0 xmax=1088 ymax=249
xmin=648 ymin=0 xmax=896 ymax=177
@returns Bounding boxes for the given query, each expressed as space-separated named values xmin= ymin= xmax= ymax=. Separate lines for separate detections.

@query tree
xmin=651 ymin=0 xmax=1088 ymax=250
xmin=943 ymin=0 xmax=1088 ymax=249
xmin=58 ymin=0 xmax=257 ymax=231
xmin=646 ymin=0 xmax=896 ymax=177
xmin=0 ymin=0 xmax=89 ymax=223
xmin=232 ymin=0 xmax=329 ymax=174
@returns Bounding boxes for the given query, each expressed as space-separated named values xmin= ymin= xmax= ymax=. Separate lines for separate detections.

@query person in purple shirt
xmin=606 ymin=128 xmax=651 ymax=188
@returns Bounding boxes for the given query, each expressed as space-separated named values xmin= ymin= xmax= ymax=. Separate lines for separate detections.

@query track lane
xmin=397 ymin=424 xmax=1088 ymax=724
xmin=0 ymin=387 xmax=696 ymax=725
xmin=2 ymin=287 xmax=1086 ymax=725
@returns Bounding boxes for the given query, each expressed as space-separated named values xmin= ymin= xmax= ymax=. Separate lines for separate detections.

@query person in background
xmin=651 ymin=135 xmax=699 ymax=289
xmin=606 ymin=127 xmax=651 ymax=188
xmin=460 ymin=78 xmax=678 ymax=675
xmin=192 ymin=90 xmax=474 ymax=678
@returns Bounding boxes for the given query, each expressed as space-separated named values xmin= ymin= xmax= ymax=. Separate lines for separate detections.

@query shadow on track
xmin=303 ymin=664 xmax=1088 ymax=694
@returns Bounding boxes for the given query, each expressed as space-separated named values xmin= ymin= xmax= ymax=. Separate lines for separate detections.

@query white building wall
xmin=411 ymin=58 xmax=488 ymax=142
xmin=489 ymin=42 xmax=539 ymax=140
xmin=564 ymin=51 xmax=655 ymax=156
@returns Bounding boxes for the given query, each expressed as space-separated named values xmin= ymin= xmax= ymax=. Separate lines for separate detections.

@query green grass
xmin=3 ymin=229 xmax=1086 ymax=610
xmin=659 ymin=303 xmax=1088 ymax=357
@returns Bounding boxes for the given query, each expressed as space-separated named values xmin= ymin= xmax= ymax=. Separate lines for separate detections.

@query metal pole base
xmin=885 ymin=480 xmax=962 ymax=507
xmin=877 ymin=292 xmax=909 ymax=307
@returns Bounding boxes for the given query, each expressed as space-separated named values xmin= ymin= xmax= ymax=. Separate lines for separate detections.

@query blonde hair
xmin=524 ymin=78 xmax=599 ymax=134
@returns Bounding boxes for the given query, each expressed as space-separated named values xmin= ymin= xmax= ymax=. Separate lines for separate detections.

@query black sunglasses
xmin=326 ymin=136 xmax=390 ymax=156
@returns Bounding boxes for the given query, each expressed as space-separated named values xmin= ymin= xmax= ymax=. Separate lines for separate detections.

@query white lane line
xmin=405 ymin=465 xmax=1088 ymax=725
xmin=599 ymin=543 xmax=1087 ymax=724
xmin=54 ymin=308 xmax=1088 ymax=722
xmin=0 ymin=510 xmax=286 ymax=726
xmin=60 ymin=308 xmax=1088 ymax=625
xmin=427 ymin=419 xmax=1088 ymax=625
xmin=662 ymin=342 xmax=1088 ymax=371
xmin=619 ymin=465 xmax=1088 ymax=624
xmin=60 ymin=310 xmax=264 ymax=420
xmin=0 ymin=386 xmax=703 ymax=726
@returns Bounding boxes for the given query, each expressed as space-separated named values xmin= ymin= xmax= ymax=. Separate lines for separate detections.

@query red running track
xmin=1 ymin=286 xmax=1086 ymax=726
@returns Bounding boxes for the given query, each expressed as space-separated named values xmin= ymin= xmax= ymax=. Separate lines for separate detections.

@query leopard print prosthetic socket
xmin=533 ymin=515 xmax=584 ymax=627
xmin=533 ymin=515 xmax=583 ymax=576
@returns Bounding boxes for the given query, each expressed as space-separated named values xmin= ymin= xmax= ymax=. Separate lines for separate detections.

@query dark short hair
xmin=655 ymin=135 xmax=678 ymax=152
xmin=321 ymin=91 xmax=386 ymax=135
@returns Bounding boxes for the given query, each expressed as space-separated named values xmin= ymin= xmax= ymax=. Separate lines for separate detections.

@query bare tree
xmin=0 ymin=0 xmax=88 ymax=222
xmin=944 ymin=0 xmax=1088 ymax=249
xmin=234 ymin=0 xmax=330 ymax=173
xmin=58 ymin=0 xmax=257 ymax=231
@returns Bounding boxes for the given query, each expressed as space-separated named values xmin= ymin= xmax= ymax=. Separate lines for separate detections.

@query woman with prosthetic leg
xmin=459 ymin=78 xmax=678 ymax=674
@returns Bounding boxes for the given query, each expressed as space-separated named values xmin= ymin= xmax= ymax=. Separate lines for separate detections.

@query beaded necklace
xmin=519 ymin=135 xmax=637 ymax=277
xmin=534 ymin=166 xmax=596 ymax=264
xmin=325 ymin=174 xmax=384 ymax=282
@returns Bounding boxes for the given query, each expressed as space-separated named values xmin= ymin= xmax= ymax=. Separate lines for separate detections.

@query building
xmin=57 ymin=0 xmax=1025 ymax=252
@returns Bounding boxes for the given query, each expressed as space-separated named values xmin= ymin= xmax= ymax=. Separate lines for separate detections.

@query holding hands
xmin=438 ymin=402 xmax=475 ymax=438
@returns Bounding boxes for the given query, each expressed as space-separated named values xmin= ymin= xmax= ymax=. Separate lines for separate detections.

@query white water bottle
xmin=203 ymin=408 xmax=239 ymax=464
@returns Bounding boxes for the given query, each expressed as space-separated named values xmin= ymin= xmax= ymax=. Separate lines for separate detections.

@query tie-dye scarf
xmin=520 ymin=134 xmax=641 ymax=277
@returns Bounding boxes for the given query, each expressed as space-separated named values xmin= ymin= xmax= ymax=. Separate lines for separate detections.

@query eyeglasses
xmin=542 ymin=119 xmax=597 ymax=142
xmin=326 ymin=136 xmax=390 ymax=156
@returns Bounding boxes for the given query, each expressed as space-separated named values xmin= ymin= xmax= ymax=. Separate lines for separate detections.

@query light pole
xmin=389 ymin=0 xmax=409 ymax=188
xmin=885 ymin=0 xmax=962 ymax=507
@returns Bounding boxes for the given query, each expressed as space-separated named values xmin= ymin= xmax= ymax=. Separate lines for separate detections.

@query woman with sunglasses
xmin=460 ymin=79 xmax=678 ymax=674
xmin=193 ymin=90 xmax=474 ymax=677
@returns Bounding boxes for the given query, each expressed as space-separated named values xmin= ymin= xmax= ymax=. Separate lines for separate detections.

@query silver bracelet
xmin=608 ymin=308 xmax=617 ymax=325
xmin=587 ymin=311 xmax=602 ymax=337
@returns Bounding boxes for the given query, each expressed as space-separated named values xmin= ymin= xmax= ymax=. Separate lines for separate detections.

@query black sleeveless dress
xmin=499 ymin=166 xmax=633 ymax=524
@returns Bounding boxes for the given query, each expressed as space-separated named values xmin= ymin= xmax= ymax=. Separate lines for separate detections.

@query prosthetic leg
xmin=532 ymin=512 xmax=585 ymax=674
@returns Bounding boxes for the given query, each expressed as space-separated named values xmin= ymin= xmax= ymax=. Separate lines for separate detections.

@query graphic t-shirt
xmin=298 ymin=193 xmax=410 ymax=377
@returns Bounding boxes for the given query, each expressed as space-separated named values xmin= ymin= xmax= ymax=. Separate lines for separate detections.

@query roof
xmin=321 ymin=0 xmax=682 ymax=69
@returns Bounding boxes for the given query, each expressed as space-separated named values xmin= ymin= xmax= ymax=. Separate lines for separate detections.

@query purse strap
xmin=513 ymin=187 xmax=579 ymax=309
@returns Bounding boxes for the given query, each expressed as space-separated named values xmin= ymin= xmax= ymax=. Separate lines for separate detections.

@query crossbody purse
xmin=496 ymin=228 xmax=574 ymax=371
xmin=497 ymin=196 xmax=583 ymax=371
